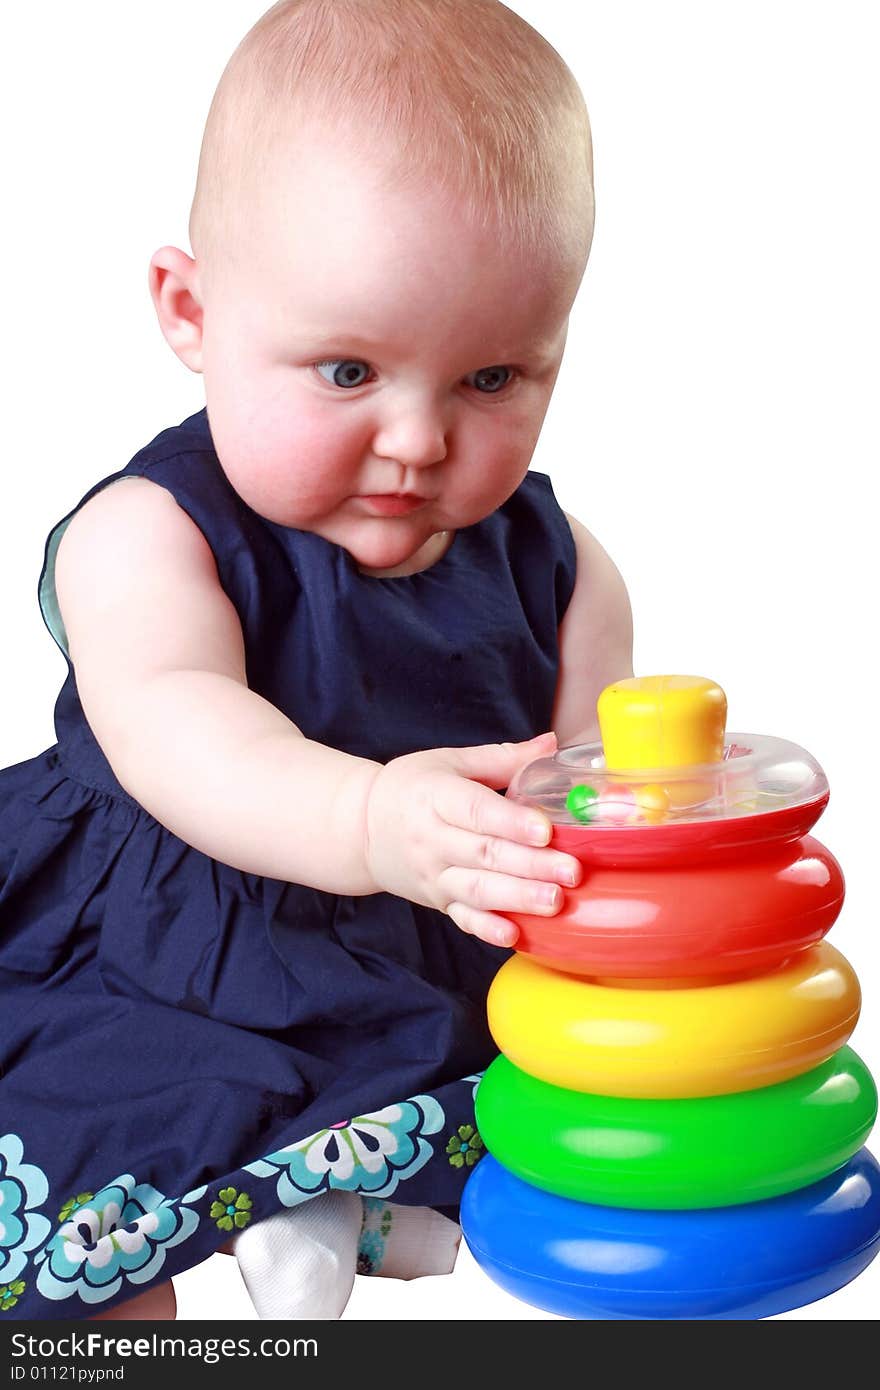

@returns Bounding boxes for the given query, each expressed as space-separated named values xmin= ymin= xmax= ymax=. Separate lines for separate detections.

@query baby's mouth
xmin=355 ymin=493 xmax=430 ymax=516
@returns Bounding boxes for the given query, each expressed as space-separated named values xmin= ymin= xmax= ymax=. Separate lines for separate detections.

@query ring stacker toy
xmin=460 ymin=675 xmax=880 ymax=1319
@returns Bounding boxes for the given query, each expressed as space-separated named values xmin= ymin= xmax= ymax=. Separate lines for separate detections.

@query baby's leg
xmin=90 ymin=1280 xmax=176 ymax=1320
xmin=233 ymin=1190 xmax=362 ymax=1320
xmin=358 ymin=1201 xmax=461 ymax=1279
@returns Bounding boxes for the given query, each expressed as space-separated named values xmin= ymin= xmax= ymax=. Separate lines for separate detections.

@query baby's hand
xmin=363 ymin=733 xmax=582 ymax=947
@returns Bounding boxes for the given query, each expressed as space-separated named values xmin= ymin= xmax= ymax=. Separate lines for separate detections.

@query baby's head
xmin=151 ymin=0 xmax=594 ymax=576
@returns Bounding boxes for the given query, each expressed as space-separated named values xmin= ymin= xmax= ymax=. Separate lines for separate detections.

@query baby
xmin=0 ymin=0 xmax=631 ymax=1321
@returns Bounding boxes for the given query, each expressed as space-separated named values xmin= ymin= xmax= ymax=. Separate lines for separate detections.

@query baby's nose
xmin=372 ymin=403 xmax=448 ymax=468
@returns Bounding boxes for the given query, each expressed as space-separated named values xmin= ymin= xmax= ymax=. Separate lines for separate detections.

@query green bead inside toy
xmin=566 ymin=784 xmax=598 ymax=822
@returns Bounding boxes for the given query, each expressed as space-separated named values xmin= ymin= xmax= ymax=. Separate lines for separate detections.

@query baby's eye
xmin=464 ymin=365 xmax=514 ymax=394
xmin=314 ymin=359 xmax=372 ymax=389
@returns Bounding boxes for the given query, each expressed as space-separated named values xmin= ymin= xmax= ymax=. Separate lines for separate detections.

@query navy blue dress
xmin=0 ymin=407 xmax=575 ymax=1318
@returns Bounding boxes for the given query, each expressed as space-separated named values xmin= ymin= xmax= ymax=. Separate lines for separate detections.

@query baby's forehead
xmin=221 ymin=134 xmax=568 ymax=277
xmin=196 ymin=119 xmax=587 ymax=355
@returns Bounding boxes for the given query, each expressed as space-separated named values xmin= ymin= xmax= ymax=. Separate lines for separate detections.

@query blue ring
xmin=461 ymin=1150 xmax=880 ymax=1320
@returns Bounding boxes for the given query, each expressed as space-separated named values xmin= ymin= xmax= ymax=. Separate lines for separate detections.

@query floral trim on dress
xmin=34 ymin=1175 xmax=202 ymax=1307
xmin=58 ymin=1193 xmax=95 ymax=1225
xmin=244 ymin=1097 xmax=445 ymax=1206
xmin=0 ymin=1134 xmax=51 ymax=1285
xmin=446 ymin=1124 xmax=484 ymax=1169
xmin=0 ymin=1279 xmax=26 ymax=1311
xmin=5 ymin=1076 xmax=484 ymax=1315
xmin=210 ymin=1187 xmax=253 ymax=1232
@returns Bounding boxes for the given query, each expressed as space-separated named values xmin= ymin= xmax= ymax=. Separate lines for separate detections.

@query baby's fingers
xmin=443 ymin=826 xmax=580 ymax=889
xmin=446 ymin=902 xmax=519 ymax=948
xmin=436 ymin=777 xmax=554 ymax=848
xmin=440 ymin=867 xmax=565 ymax=921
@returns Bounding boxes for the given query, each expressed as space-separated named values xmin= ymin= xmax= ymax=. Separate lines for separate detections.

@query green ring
xmin=476 ymin=1047 xmax=877 ymax=1209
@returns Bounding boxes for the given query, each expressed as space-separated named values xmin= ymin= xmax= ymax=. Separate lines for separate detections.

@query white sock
xmin=357 ymin=1200 xmax=461 ymax=1280
xmin=233 ymin=1189 xmax=362 ymax=1320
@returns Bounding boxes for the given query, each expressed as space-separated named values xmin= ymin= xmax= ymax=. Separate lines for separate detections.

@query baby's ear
xmin=148 ymin=245 xmax=204 ymax=374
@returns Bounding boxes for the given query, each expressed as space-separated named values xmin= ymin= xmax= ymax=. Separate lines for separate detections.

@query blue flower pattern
xmin=35 ymin=1176 xmax=200 ymax=1308
xmin=0 ymin=1135 xmax=51 ymax=1285
xmin=245 ymin=1097 xmax=445 ymax=1206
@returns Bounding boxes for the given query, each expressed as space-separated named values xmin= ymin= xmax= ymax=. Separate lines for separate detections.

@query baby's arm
xmin=55 ymin=479 xmax=380 ymax=890
xmin=55 ymin=479 xmax=579 ymax=943
xmin=552 ymin=514 xmax=635 ymax=744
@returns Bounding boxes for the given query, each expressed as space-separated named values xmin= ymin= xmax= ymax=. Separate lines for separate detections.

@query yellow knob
xmin=598 ymin=675 xmax=727 ymax=772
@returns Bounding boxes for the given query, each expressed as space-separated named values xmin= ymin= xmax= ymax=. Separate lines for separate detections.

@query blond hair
xmin=189 ymin=0 xmax=594 ymax=280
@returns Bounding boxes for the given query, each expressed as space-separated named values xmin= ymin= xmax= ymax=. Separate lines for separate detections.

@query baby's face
xmin=196 ymin=139 xmax=578 ymax=575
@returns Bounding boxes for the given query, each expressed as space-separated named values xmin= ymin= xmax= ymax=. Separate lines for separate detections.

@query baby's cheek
xmin=283 ymin=413 xmax=364 ymax=507
xmin=239 ymin=412 xmax=360 ymax=525
xmin=463 ymin=415 xmax=534 ymax=504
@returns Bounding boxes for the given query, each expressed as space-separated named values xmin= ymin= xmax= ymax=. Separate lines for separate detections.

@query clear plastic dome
xmin=507 ymin=733 xmax=828 ymax=828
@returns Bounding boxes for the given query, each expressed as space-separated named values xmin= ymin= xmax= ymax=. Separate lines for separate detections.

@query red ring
xmin=508 ymin=830 xmax=844 ymax=979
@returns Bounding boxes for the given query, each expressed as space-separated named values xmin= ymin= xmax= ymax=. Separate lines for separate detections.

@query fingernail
xmin=539 ymin=885 xmax=561 ymax=908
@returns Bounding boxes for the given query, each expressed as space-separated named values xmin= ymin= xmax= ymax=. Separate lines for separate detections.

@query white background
xmin=2 ymin=0 xmax=878 ymax=1321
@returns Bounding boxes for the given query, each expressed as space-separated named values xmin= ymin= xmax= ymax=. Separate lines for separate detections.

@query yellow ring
xmin=487 ymin=943 xmax=860 ymax=1098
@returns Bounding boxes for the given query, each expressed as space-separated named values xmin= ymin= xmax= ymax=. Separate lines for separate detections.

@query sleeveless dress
xmin=0 ymin=407 xmax=576 ymax=1318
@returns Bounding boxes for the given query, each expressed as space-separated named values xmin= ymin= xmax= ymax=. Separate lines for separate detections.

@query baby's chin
xmin=342 ymin=522 xmax=453 ymax=578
